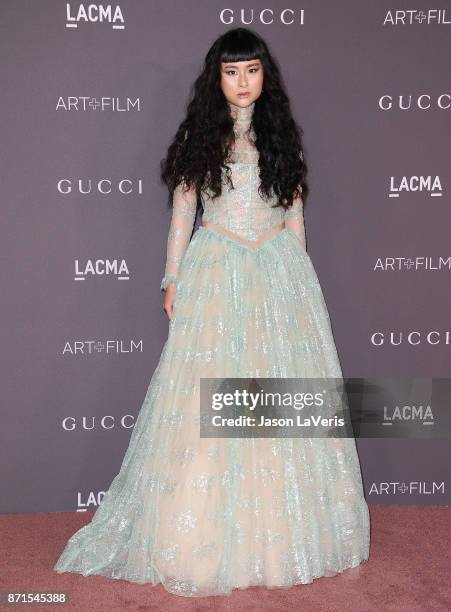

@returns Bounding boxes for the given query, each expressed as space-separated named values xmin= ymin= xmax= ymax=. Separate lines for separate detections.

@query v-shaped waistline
xmin=200 ymin=221 xmax=286 ymax=249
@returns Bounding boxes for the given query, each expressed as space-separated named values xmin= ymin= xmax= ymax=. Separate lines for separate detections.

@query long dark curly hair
xmin=160 ymin=27 xmax=307 ymax=212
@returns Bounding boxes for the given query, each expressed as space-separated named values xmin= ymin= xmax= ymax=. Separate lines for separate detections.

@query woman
xmin=54 ymin=27 xmax=370 ymax=597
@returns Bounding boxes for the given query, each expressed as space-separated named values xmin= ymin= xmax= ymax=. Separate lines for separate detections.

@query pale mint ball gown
xmin=54 ymin=100 xmax=370 ymax=597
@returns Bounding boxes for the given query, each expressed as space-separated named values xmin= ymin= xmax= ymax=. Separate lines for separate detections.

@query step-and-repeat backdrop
xmin=2 ymin=1 xmax=450 ymax=512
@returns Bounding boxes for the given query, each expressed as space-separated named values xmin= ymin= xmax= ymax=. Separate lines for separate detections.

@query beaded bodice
xmin=160 ymin=100 xmax=306 ymax=290
xmin=201 ymin=101 xmax=285 ymax=241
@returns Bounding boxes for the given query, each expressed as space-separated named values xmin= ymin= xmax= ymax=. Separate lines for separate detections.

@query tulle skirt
xmin=53 ymin=226 xmax=370 ymax=597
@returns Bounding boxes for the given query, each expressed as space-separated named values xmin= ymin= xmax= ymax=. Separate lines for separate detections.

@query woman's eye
xmin=225 ymin=68 xmax=259 ymax=76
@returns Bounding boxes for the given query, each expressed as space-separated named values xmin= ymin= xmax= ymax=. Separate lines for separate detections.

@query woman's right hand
xmin=162 ymin=283 xmax=177 ymax=320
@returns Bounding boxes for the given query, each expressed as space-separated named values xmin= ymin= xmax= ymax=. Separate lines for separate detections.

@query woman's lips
xmin=237 ymin=92 xmax=250 ymax=98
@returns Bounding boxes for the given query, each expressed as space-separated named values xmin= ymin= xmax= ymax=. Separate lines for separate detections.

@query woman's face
xmin=220 ymin=59 xmax=263 ymax=107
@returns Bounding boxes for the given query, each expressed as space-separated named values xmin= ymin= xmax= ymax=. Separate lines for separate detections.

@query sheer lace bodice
xmin=161 ymin=100 xmax=306 ymax=290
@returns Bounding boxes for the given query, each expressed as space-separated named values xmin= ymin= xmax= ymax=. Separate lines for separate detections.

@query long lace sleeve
xmin=160 ymin=180 xmax=198 ymax=291
xmin=284 ymin=188 xmax=306 ymax=251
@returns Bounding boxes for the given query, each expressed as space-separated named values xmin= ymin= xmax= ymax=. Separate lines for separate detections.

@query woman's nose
xmin=238 ymin=73 xmax=248 ymax=87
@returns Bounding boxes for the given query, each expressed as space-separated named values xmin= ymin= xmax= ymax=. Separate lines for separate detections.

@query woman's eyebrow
xmin=223 ymin=62 xmax=260 ymax=69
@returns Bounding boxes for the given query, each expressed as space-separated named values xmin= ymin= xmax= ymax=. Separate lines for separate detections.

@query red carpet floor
xmin=1 ymin=505 xmax=450 ymax=611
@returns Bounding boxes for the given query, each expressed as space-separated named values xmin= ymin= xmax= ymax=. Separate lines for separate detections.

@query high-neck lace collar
xmin=227 ymin=100 xmax=255 ymax=138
